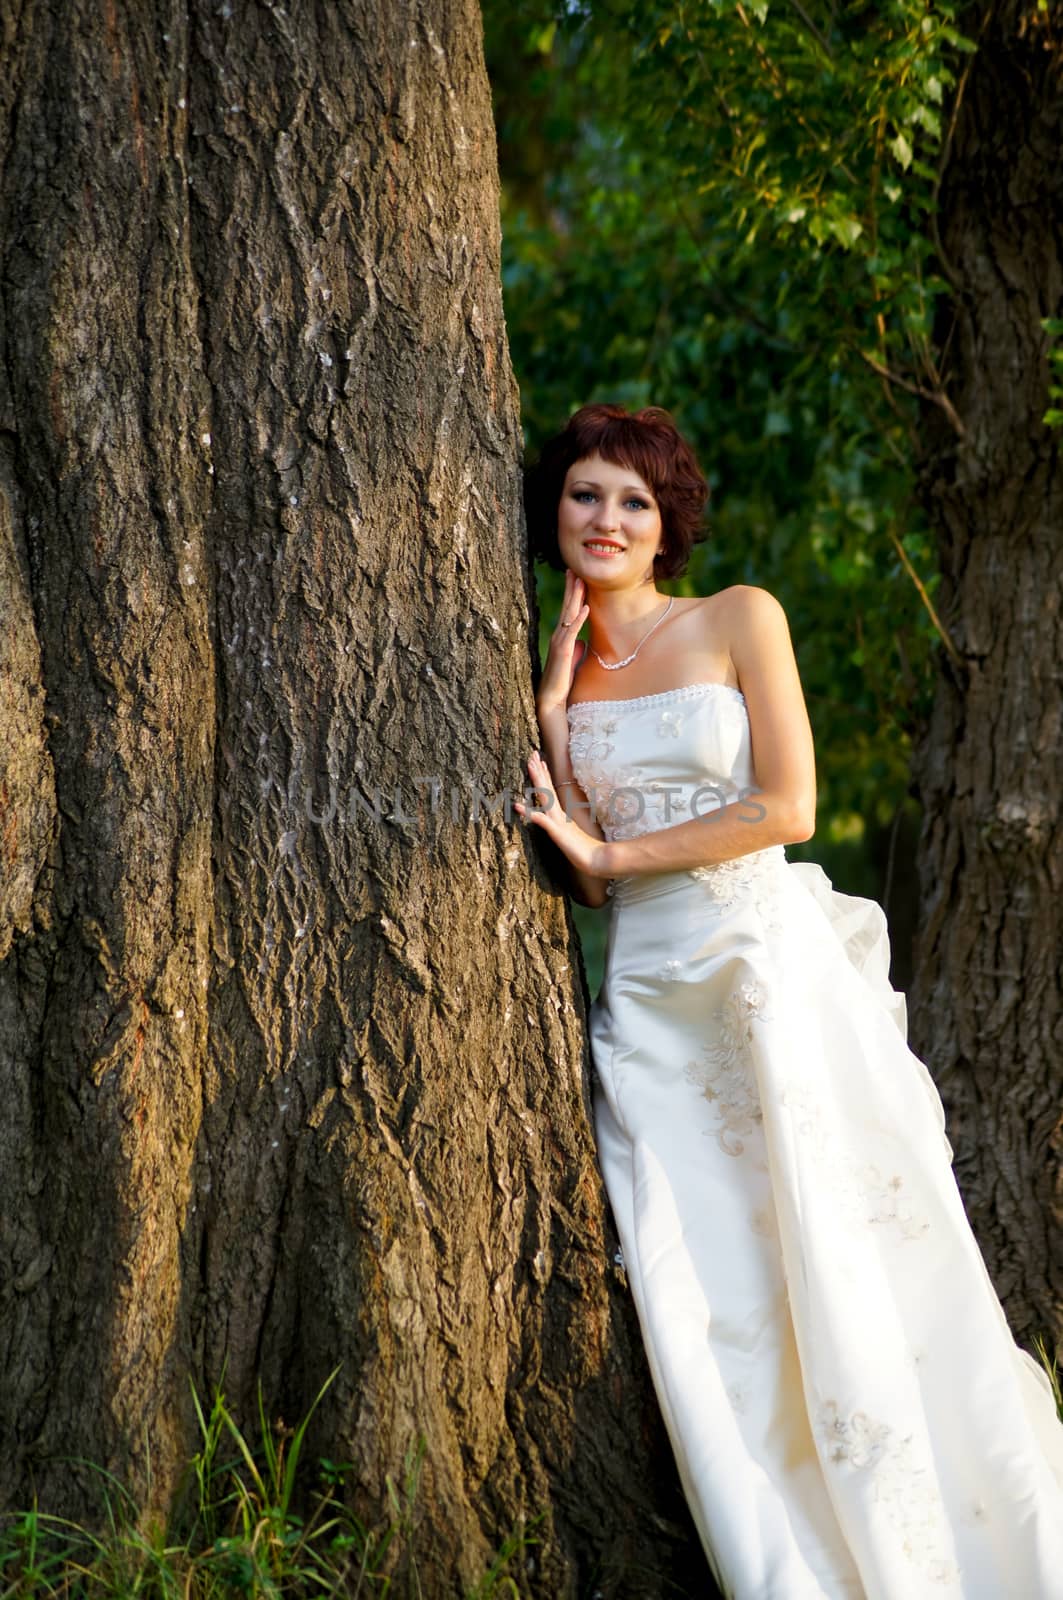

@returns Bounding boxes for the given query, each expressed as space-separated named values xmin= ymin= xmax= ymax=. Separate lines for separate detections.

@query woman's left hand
xmin=514 ymin=751 xmax=611 ymax=878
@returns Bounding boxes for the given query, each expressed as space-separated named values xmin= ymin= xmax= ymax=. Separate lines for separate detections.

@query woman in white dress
xmin=515 ymin=403 xmax=1063 ymax=1599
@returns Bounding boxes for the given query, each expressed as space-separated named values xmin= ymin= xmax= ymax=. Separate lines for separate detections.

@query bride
xmin=514 ymin=402 xmax=1063 ymax=1598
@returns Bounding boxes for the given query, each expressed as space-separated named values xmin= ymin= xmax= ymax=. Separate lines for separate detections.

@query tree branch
xmin=887 ymin=524 xmax=966 ymax=674
xmin=785 ymin=0 xmax=834 ymax=59
xmin=857 ymin=349 xmax=967 ymax=438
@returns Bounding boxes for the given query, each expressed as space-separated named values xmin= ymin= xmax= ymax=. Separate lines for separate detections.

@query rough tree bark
xmin=910 ymin=1 xmax=1063 ymax=1352
xmin=0 ymin=1 xmax=709 ymax=1592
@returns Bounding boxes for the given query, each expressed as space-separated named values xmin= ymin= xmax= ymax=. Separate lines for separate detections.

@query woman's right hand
xmin=537 ymin=568 xmax=590 ymax=716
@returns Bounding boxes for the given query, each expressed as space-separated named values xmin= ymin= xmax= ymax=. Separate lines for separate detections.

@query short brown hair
xmin=523 ymin=403 xmax=710 ymax=580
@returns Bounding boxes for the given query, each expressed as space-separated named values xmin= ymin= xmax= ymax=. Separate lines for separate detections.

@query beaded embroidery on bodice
xmin=566 ymin=680 xmax=786 ymax=898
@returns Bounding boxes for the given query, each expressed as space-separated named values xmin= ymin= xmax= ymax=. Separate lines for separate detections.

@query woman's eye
xmin=572 ymin=491 xmax=650 ymax=509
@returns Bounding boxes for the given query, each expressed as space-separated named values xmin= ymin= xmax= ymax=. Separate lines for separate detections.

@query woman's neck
xmin=586 ymin=583 xmax=671 ymax=661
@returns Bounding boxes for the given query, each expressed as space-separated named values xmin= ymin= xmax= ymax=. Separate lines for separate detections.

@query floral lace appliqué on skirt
xmin=684 ymin=978 xmax=771 ymax=1158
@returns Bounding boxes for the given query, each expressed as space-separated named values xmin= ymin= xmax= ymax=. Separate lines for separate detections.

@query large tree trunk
xmin=911 ymin=0 xmax=1063 ymax=1352
xmin=0 ymin=1 xmax=708 ymax=1591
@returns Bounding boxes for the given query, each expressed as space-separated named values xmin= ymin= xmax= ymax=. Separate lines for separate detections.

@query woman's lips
xmin=583 ymin=541 xmax=625 ymax=557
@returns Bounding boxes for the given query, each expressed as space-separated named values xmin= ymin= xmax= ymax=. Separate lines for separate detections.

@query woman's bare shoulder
xmin=707 ymin=582 xmax=783 ymax=608
xmin=709 ymin=584 xmax=789 ymax=633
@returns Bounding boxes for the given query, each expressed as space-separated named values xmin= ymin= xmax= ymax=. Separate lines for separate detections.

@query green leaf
xmin=529 ymin=22 xmax=557 ymax=54
xmin=890 ymin=131 xmax=913 ymax=170
xmin=830 ymin=215 xmax=864 ymax=248
xmin=912 ymin=104 xmax=942 ymax=139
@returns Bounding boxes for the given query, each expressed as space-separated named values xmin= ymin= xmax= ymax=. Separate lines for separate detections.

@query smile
xmin=583 ymin=541 xmax=626 ymax=556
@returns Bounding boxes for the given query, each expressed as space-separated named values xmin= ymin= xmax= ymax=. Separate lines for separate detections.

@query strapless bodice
xmin=567 ymin=680 xmax=761 ymax=844
xmin=566 ymin=679 xmax=789 ymax=904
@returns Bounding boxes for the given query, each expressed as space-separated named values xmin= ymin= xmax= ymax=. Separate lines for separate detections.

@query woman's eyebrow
xmin=571 ymin=479 xmax=654 ymax=494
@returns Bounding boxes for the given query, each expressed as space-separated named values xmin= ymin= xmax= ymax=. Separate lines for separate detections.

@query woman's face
xmin=556 ymin=451 xmax=665 ymax=587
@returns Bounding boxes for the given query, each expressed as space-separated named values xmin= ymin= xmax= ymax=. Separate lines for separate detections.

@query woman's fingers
xmin=514 ymin=750 xmax=603 ymax=876
xmin=539 ymin=576 xmax=588 ymax=711
xmin=528 ymin=749 xmax=556 ymax=798
xmin=513 ymin=796 xmax=567 ymax=832
xmin=514 ymin=751 xmax=564 ymax=825
xmin=555 ymin=595 xmax=588 ymax=644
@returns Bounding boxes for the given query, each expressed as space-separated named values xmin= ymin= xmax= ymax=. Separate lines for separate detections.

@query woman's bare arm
xmin=531 ymin=568 xmax=610 ymax=908
xmin=518 ymin=586 xmax=816 ymax=885
xmin=602 ymin=585 xmax=816 ymax=877
xmin=536 ymin=703 xmax=610 ymax=908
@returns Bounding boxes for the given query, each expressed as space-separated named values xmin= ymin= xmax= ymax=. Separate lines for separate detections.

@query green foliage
xmin=1043 ymin=317 xmax=1063 ymax=429
xmin=483 ymin=0 xmax=978 ymax=897
xmin=0 ymin=1356 xmax=1054 ymax=1599
xmin=0 ymin=1369 xmax=542 ymax=1598
xmin=1031 ymin=1334 xmax=1063 ymax=1424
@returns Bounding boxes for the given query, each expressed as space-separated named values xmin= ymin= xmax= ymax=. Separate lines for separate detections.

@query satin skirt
xmin=589 ymin=852 xmax=1063 ymax=1599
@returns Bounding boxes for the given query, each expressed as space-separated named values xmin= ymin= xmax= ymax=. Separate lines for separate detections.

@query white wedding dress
xmin=567 ymin=679 xmax=1063 ymax=1600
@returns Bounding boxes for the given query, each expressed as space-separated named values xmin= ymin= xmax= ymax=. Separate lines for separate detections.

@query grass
xmin=1032 ymin=1333 xmax=1063 ymax=1423
xmin=0 ymin=1367 xmax=543 ymax=1599
xmin=3 ymin=1341 xmax=1059 ymax=1598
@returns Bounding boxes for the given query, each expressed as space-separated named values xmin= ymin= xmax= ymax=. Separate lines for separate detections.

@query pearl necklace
xmin=590 ymin=595 xmax=675 ymax=670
